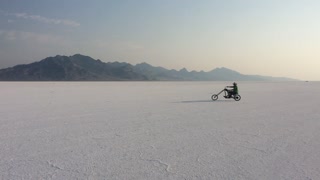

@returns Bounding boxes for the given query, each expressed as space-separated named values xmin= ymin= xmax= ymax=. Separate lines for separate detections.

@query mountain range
xmin=0 ymin=54 xmax=297 ymax=81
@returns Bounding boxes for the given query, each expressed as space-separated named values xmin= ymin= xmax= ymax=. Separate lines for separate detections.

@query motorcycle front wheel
xmin=211 ymin=94 xmax=218 ymax=101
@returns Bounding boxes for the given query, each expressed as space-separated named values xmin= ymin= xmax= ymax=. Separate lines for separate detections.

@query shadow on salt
xmin=177 ymin=100 xmax=234 ymax=103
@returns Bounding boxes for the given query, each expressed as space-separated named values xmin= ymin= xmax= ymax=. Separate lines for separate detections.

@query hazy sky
xmin=1 ymin=0 xmax=320 ymax=80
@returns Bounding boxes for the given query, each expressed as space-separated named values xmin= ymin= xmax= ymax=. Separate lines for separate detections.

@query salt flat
xmin=0 ymin=81 xmax=320 ymax=180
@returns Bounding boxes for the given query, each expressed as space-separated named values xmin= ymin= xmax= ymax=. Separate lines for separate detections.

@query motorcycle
xmin=211 ymin=87 xmax=241 ymax=101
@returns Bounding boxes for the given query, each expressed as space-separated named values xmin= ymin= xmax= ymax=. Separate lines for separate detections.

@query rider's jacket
xmin=234 ymin=85 xmax=238 ymax=94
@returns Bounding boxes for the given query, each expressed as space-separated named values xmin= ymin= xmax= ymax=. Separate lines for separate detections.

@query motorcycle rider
xmin=225 ymin=82 xmax=238 ymax=98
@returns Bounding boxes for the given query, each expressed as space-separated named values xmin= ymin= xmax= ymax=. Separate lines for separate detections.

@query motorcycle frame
xmin=216 ymin=88 xmax=229 ymax=97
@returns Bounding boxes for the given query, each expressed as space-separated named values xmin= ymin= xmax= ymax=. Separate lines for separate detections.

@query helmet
xmin=233 ymin=82 xmax=237 ymax=85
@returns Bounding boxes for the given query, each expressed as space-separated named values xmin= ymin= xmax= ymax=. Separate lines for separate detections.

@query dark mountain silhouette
xmin=0 ymin=54 xmax=146 ymax=81
xmin=0 ymin=54 xmax=297 ymax=81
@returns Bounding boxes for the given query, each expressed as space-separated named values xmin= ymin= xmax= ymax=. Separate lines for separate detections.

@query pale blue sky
xmin=1 ymin=0 xmax=320 ymax=80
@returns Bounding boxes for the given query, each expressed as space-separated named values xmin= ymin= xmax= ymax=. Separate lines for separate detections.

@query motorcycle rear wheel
xmin=234 ymin=95 xmax=241 ymax=101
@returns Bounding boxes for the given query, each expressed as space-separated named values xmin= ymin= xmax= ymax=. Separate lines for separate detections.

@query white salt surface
xmin=0 ymin=81 xmax=320 ymax=180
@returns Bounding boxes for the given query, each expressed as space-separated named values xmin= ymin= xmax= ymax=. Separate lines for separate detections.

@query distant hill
xmin=0 ymin=54 xmax=297 ymax=81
